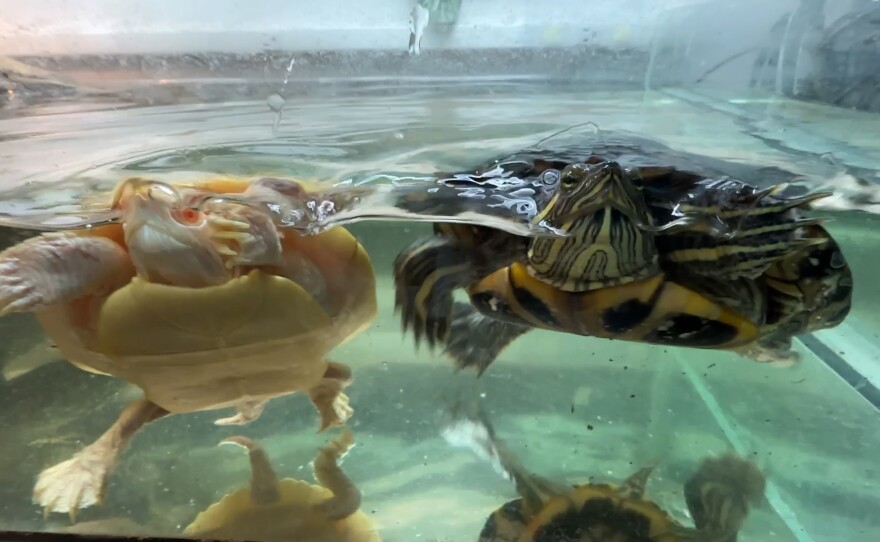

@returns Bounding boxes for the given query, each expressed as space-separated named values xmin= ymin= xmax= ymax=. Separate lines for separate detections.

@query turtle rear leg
xmin=33 ymin=398 xmax=169 ymax=521
xmin=683 ymin=454 xmax=766 ymax=541
xmin=308 ymin=361 xmax=354 ymax=432
xmin=312 ymin=426 xmax=361 ymax=520
xmin=0 ymin=232 xmax=133 ymax=316
xmin=445 ymin=302 xmax=532 ymax=376
xmin=214 ymin=398 xmax=269 ymax=426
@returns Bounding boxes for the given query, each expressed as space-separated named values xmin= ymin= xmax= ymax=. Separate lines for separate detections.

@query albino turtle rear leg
xmin=0 ymin=232 xmax=133 ymax=316
xmin=214 ymin=398 xmax=269 ymax=426
xmin=308 ymin=361 xmax=354 ymax=432
xmin=312 ymin=426 xmax=361 ymax=520
xmin=33 ymin=398 xmax=168 ymax=522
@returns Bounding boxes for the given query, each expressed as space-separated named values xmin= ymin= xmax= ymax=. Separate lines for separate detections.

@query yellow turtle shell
xmin=184 ymin=429 xmax=380 ymax=542
xmin=31 ymin=177 xmax=377 ymax=414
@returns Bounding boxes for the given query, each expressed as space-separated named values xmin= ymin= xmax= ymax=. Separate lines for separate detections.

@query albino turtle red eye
xmin=174 ymin=208 xmax=201 ymax=224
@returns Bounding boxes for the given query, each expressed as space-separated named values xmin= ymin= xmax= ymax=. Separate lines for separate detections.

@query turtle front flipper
xmin=0 ymin=232 xmax=134 ymax=316
xmin=308 ymin=361 xmax=354 ymax=432
xmin=33 ymin=398 xmax=168 ymax=521
xmin=683 ymin=454 xmax=766 ymax=541
xmin=444 ymin=302 xmax=532 ymax=376
xmin=394 ymin=223 xmax=526 ymax=350
xmin=393 ymin=235 xmax=477 ymax=349
xmin=312 ymin=426 xmax=362 ymax=521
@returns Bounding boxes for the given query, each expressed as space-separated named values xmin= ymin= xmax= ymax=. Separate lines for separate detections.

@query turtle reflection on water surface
xmin=0 ymin=176 xmax=377 ymax=519
xmin=443 ymin=411 xmax=766 ymax=542
xmin=184 ymin=428 xmax=380 ymax=542
xmin=394 ymin=150 xmax=852 ymax=374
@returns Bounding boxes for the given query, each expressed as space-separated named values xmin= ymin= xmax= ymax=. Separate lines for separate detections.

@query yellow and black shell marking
xmin=478 ymin=483 xmax=684 ymax=542
xmin=478 ymin=454 xmax=765 ymax=542
xmin=467 ymin=261 xmax=758 ymax=349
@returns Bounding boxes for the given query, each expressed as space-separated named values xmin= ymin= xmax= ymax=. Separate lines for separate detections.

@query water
xmin=0 ymin=84 xmax=878 ymax=541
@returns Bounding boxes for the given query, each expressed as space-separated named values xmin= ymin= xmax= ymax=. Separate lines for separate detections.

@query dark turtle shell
xmin=392 ymin=134 xmax=853 ymax=370
xmin=478 ymin=482 xmax=684 ymax=542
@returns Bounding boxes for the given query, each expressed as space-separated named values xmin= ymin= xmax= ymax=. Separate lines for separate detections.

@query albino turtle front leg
xmin=0 ymin=232 xmax=133 ymax=316
xmin=204 ymin=203 xmax=284 ymax=269
xmin=308 ymin=361 xmax=354 ymax=432
xmin=33 ymin=398 xmax=168 ymax=521
xmin=213 ymin=398 xmax=269 ymax=426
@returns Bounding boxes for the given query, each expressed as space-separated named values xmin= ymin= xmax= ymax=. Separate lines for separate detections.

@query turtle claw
xmin=309 ymin=362 xmax=354 ymax=432
xmin=0 ymin=233 xmax=131 ymax=316
xmin=33 ymin=444 xmax=113 ymax=521
xmin=444 ymin=302 xmax=531 ymax=376
xmin=0 ymin=265 xmax=44 ymax=316
xmin=392 ymin=236 xmax=471 ymax=351
xmin=214 ymin=399 xmax=269 ymax=426
xmin=205 ymin=205 xmax=283 ymax=269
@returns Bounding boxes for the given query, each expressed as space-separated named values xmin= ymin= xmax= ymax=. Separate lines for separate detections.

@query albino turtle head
xmin=110 ymin=177 xmax=230 ymax=286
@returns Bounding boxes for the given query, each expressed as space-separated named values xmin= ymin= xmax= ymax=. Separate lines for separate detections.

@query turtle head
xmin=110 ymin=177 xmax=232 ymax=286
xmin=527 ymin=161 xmax=659 ymax=292
xmin=683 ymin=454 xmax=766 ymax=540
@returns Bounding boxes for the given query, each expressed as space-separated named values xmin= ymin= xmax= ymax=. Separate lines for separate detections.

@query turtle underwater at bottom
xmin=184 ymin=427 xmax=380 ymax=542
xmin=443 ymin=411 xmax=766 ymax=542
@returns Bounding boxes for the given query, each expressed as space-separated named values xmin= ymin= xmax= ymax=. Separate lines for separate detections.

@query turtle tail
xmin=683 ymin=453 xmax=766 ymax=542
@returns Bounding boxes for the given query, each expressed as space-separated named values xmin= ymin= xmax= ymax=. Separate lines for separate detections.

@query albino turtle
xmin=184 ymin=427 xmax=380 ymax=542
xmin=0 ymin=175 xmax=377 ymax=519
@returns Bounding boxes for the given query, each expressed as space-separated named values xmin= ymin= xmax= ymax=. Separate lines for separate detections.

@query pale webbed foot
xmin=204 ymin=202 xmax=284 ymax=269
xmin=33 ymin=442 xmax=115 ymax=521
xmin=214 ymin=398 xmax=269 ymax=426
xmin=0 ymin=232 xmax=132 ymax=316
xmin=308 ymin=361 xmax=354 ymax=431
xmin=33 ymin=399 xmax=168 ymax=522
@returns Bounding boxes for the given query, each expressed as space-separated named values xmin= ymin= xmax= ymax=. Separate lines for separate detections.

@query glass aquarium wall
xmin=0 ymin=1 xmax=877 ymax=541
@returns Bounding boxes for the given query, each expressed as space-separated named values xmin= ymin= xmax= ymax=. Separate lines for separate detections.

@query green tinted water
xmin=0 ymin=86 xmax=878 ymax=541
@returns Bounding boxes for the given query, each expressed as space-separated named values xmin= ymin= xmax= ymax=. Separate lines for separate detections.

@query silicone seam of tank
xmin=672 ymin=354 xmax=816 ymax=542
xmin=799 ymin=331 xmax=880 ymax=412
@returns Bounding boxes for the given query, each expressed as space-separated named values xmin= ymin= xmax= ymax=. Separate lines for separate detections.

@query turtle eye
xmin=560 ymin=170 xmax=581 ymax=190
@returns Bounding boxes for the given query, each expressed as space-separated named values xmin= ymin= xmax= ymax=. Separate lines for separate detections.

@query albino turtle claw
xmin=308 ymin=361 xmax=355 ymax=432
xmin=33 ymin=442 xmax=113 ymax=522
xmin=214 ymin=399 xmax=269 ymax=426
xmin=203 ymin=202 xmax=284 ymax=269
xmin=0 ymin=233 xmax=133 ymax=317
xmin=33 ymin=398 xmax=167 ymax=522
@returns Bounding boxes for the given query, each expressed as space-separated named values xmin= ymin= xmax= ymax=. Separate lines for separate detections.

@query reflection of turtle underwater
xmin=0 ymin=176 xmax=377 ymax=519
xmin=443 ymin=409 xmax=766 ymax=542
xmin=394 ymin=152 xmax=853 ymax=374
xmin=185 ymin=428 xmax=381 ymax=542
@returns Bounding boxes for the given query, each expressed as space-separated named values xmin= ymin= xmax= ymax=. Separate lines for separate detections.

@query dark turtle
xmin=443 ymin=409 xmax=766 ymax=542
xmin=393 ymin=146 xmax=852 ymax=373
